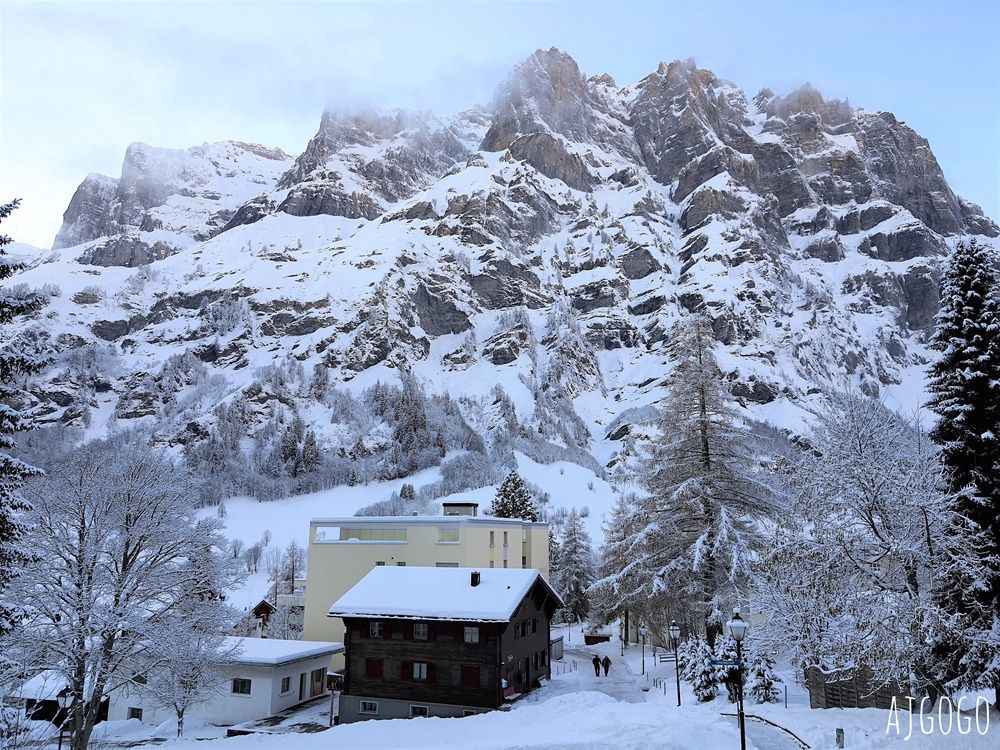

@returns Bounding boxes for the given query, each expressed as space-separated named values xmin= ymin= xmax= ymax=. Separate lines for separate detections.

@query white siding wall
xmin=108 ymin=654 xmax=332 ymax=727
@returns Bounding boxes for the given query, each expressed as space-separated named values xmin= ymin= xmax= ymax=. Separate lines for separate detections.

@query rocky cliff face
xmin=52 ymin=141 xmax=292 ymax=265
xmin=18 ymin=48 xmax=998 ymax=475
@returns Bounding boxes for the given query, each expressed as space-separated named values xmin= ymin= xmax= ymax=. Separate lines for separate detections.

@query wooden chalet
xmin=327 ymin=567 xmax=563 ymax=722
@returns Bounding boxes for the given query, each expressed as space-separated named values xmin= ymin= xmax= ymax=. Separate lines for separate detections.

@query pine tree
xmin=490 ymin=470 xmax=539 ymax=521
xmin=747 ymin=649 xmax=782 ymax=704
xmin=713 ymin=634 xmax=741 ymax=702
xmin=555 ymin=508 xmax=595 ymax=622
xmin=689 ymin=637 xmax=720 ymax=702
xmin=0 ymin=198 xmax=45 ymax=639
xmin=926 ymin=238 xmax=1000 ymax=704
xmin=637 ymin=314 xmax=777 ymax=643
xmin=589 ymin=493 xmax=645 ymax=628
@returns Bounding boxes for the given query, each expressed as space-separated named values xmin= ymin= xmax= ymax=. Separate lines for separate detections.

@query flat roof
xmin=328 ymin=567 xmax=562 ymax=622
xmin=310 ymin=515 xmax=547 ymax=527
xmin=222 ymin=637 xmax=344 ymax=666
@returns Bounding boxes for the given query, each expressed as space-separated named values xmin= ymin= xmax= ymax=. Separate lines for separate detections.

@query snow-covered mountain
xmin=10 ymin=48 xmax=997 ymax=503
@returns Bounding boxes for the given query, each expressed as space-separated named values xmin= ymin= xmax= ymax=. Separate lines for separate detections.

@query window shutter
xmin=360 ymin=621 xmax=367 ymax=639
xmin=454 ymin=625 xmax=462 ymax=644
xmin=479 ymin=626 xmax=487 ymax=646
xmin=427 ymin=664 xmax=437 ymax=683
xmin=428 ymin=623 xmax=437 ymax=641
xmin=400 ymin=661 xmax=410 ymax=680
xmin=404 ymin=623 xmax=412 ymax=641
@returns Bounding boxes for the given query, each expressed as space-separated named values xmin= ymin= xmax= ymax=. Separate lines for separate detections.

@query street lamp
xmin=56 ymin=690 xmax=73 ymax=750
xmin=669 ymin=620 xmax=682 ymax=707
xmin=639 ymin=626 xmax=648 ymax=676
xmin=726 ymin=609 xmax=749 ymax=750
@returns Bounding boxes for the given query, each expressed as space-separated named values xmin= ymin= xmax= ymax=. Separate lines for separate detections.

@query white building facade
xmin=107 ymin=638 xmax=343 ymax=727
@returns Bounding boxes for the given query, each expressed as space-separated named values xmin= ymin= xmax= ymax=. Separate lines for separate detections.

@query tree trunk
xmin=177 ymin=708 xmax=184 ymax=738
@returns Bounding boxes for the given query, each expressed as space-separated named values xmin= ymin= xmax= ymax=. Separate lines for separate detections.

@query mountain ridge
xmin=8 ymin=47 xmax=997 ymax=507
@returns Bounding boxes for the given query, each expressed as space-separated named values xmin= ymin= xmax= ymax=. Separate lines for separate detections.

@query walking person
xmin=602 ymin=655 xmax=611 ymax=676
xmin=592 ymin=655 xmax=601 ymax=676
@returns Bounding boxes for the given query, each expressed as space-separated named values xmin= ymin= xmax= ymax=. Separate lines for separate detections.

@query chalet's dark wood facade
xmin=340 ymin=576 xmax=560 ymax=720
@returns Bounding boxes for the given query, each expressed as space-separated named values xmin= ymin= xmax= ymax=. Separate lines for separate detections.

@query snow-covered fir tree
xmin=926 ymin=238 xmax=1000 ymax=706
xmin=634 ymin=314 xmax=778 ymax=642
xmin=713 ymin=634 xmax=741 ymax=703
xmin=555 ymin=508 xmax=594 ymax=623
xmin=589 ymin=493 xmax=646 ymax=629
xmin=547 ymin=529 xmax=560 ymax=585
xmin=0 ymin=198 xmax=45 ymax=641
xmin=747 ymin=648 xmax=782 ymax=704
xmin=490 ymin=470 xmax=539 ymax=521
xmin=689 ymin=637 xmax=720 ymax=702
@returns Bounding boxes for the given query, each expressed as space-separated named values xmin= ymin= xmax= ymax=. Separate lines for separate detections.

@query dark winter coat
xmin=593 ymin=656 xmax=601 ymax=676
xmin=602 ymin=655 xmax=611 ymax=675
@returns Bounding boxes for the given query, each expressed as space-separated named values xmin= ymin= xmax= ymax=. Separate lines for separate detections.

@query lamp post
xmin=56 ymin=690 xmax=73 ymax=750
xmin=669 ymin=620 xmax=682 ymax=707
xmin=639 ymin=626 xmax=648 ymax=676
xmin=726 ymin=609 xmax=749 ymax=750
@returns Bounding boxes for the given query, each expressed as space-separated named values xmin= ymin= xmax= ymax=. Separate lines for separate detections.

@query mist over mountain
xmin=10 ymin=47 xmax=996 ymax=507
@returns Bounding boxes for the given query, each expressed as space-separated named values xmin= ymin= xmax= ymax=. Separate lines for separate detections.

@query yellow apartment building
xmin=301 ymin=503 xmax=550 ymax=666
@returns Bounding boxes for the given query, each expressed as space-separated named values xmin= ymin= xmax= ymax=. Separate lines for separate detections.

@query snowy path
xmin=527 ymin=645 xmax=647 ymax=705
xmin=723 ymin=714 xmax=809 ymax=750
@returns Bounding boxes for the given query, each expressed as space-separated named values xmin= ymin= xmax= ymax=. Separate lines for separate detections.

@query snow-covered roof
xmin=222 ymin=637 xmax=343 ymax=667
xmin=327 ymin=567 xmax=562 ymax=622
xmin=12 ymin=670 xmax=68 ymax=701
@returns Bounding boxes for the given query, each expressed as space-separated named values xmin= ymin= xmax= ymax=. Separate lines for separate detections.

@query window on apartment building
xmin=413 ymin=623 xmax=429 ymax=640
xmin=489 ymin=531 xmax=495 ymax=547
xmin=127 ymin=707 xmax=143 ymax=721
xmin=360 ymin=701 xmax=378 ymax=714
xmin=464 ymin=626 xmax=480 ymax=644
xmin=396 ymin=561 xmax=406 ymax=566
xmin=461 ymin=665 xmax=481 ymax=688
xmin=365 ymin=658 xmax=383 ymax=679
xmin=231 ymin=678 xmax=252 ymax=695
xmin=438 ymin=528 xmax=459 ymax=542
xmin=435 ymin=562 xmax=459 ymax=568
xmin=280 ymin=676 xmax=291 ymax=694
xmin=375 ymin=561 xmax=385 ymax=566
xmin=410 ymin=705 xmax=429 ymax=718
xmin=522 ymin=555 xmax=527 ymax=568
xmin=340 ymin=528 xmax=407 ymax=541
xmin=503 ymin=531 xmax=508 ymax=546
xmin=411 ymin=662 xmax=428 ymax=680
xmin=463 ymin=710 xmax=477 ymax=717
xmin=489 ymin=560 xmax=494 ymax=568
xmin=369 ymin=621 xmax=384 ymax=638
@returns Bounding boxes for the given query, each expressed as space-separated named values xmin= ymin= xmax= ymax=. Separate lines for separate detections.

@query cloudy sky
xmin=1 ymin=0 xmax=998 ymax=248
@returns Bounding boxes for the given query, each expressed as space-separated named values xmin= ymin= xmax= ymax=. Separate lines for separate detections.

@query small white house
xmin=107 ymin=637 xmax=343 ymax=727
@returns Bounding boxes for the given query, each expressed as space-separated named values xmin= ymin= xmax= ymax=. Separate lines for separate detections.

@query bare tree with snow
xmin=13 ymin=437 xmax=239 ymax=750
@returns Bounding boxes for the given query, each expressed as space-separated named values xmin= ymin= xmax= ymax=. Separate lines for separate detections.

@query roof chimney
xmin=471 ymin=571 xmax=481 ymax=587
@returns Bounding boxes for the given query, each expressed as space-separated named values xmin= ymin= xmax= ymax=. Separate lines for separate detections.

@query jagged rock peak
xmin=480 ymin=47 xmax=595 ymax=152
xmin=480 ymin=47 xmax=636 ymax=162
xmin=275 ymin=107 xmax=472 ymax=193
xmin=53 ymin=140 xmax=291 ymax=252
xmin=764 ymin=82 xmax=852 ymax=126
